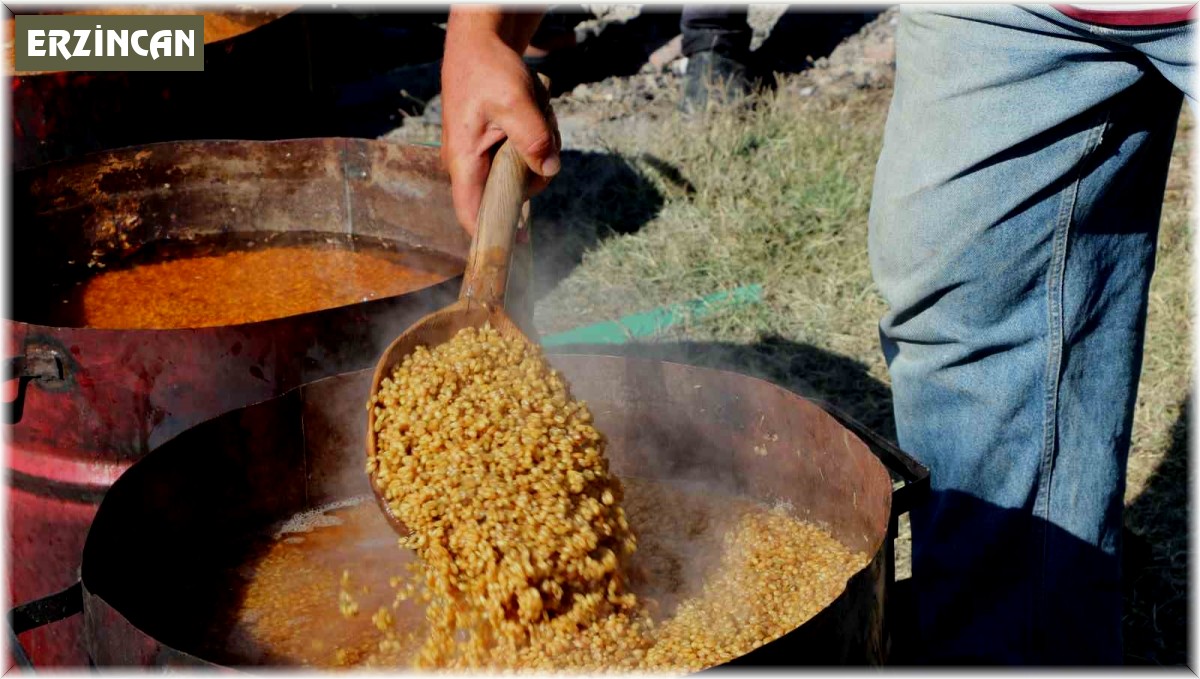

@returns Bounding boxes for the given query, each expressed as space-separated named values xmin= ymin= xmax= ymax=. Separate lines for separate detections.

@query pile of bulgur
xmin=367 ymin=324 xmax=645 ymax=668
xmin=364 ymin=324 xmax=870 ymax=672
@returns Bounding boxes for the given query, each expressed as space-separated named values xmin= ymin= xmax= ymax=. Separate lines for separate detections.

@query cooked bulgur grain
xmin=197 ymin=486 xmax=867 ymax=670
xmin=368 ymin=324 xmax=641 ymax=668
xmin=361 ymin=324 xmax=869 ymax=672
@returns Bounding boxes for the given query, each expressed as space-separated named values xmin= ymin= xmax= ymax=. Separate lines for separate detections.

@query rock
xmin=671 ymin=57 xmax=688 ymax=77
xmin=748 ymin=4 xmax=788 ymax=51
xmin=422 ymin=94 xmax=442 ymax=125
xmin=581 ymin=4 xmax=641 ymax=24
xmin=575 ymin=4 xmax=642 ymax=40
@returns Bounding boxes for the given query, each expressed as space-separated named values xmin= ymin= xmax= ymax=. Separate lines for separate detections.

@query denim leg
xmin=868 ymin=5 xmax=1188 ymax=664
xmin=680 ymin=6 xmax=751 ymax=58
xmin=1020 ymin=5 xmax=1197 ymax=103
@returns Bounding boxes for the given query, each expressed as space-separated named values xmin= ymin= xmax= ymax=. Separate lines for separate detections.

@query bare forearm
xmin=441 ymin=6 xmax=559 ymax=235
xmin=446 ymin=6 xmax=545 ymax=54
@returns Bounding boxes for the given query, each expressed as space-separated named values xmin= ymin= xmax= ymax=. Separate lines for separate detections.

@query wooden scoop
xmin=366 ymin=121 xmax=540 ymax=534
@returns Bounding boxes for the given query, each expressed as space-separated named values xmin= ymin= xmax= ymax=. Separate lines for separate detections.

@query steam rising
xmin=272 ymin=497 xmax=363 ymax=539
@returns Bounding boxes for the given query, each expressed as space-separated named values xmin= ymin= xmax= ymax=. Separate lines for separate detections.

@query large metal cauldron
xmin=11 ymin=356 xmax=926 ymax=668
xmin=5 ymin=138 xmax=472 ymax=665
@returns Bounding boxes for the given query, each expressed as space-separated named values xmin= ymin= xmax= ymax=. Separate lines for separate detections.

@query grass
xmin=532 ymin=81 xmax=1192 ymax=664
xmin=1122 ymin=107 xmax=1192 ymax=666
xmin=536 ymin=88 xmax=896 ymax=432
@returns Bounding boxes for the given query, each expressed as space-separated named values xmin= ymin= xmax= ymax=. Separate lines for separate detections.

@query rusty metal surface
xmin=10 ymin=138 xmax=467 ymax=458
xmin=15 ymin=137 xmax=466 ymax=269
xmin=6 ymin=138 xmax=469 ymax=666
xmin=81 ymin=356 xmax=894 ymax=668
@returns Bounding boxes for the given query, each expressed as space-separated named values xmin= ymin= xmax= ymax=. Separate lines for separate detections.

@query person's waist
xmin=1054 ymin=3 xmax=1196 ymax=26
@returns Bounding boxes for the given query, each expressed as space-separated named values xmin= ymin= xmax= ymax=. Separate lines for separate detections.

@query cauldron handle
xmin=810 ymin=399 xmax=930 ymax=517
xmin=3 ymin=356 xmax=32 ymax=425
xmin=4 ymin=345 xmax=68 ymax=426
xmin=7 ymin=581 xmax=83 ymax=668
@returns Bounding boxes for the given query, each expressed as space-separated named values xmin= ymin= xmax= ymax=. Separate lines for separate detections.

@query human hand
xmin=440 ymin=8 xmax=561 ymax=236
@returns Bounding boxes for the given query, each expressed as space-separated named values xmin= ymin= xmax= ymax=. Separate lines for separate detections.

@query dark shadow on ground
xmin=310 ymin=7 xmax=889 ymax=133
xmin=12 ymin=8 xmax=885 ymax=166
xmin=304 ymin=11 xmax=449 ymax=138
xmin=315 ymin=7 xmax=887 ymax=137
xmin=528 ymin=150 xmax=665 ymax=302
xmin=539 ymin=8 xmax=682 ymax=96
xmin=1123 ymin=395 xmax=1190 ymax=666
xmin=544 ymin=335 xmax=896 ymax=441
xmin=755 ymin=9 xmax=883 ymax=75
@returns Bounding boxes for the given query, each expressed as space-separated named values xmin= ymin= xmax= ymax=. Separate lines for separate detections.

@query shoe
xmin=680 ymin=50 xmax=756 ymax=115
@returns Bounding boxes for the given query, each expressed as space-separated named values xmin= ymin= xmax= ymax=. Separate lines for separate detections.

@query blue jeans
xmin=868 ymin=5 xmax=1192 ymax=664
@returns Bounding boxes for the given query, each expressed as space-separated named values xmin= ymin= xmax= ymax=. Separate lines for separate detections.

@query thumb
xmin=492 ymin=92 xmax=561 ymax=179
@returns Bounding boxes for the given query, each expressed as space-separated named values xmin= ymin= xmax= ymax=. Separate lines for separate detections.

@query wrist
xmin=447 ymin=7 xmax=543 ymax=54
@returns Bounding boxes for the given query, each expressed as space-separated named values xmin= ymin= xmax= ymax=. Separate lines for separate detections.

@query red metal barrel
xmin=5 ymin=138 xmax=474 ymax=666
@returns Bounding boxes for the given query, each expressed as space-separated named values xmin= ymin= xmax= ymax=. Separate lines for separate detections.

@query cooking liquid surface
xmin=195 ymin=497 xmax=420 ymax=667
xmin=196 ymin=479 xmax=867 ymax=670
xmin=43 ymin=233 xmax=457 ymax=329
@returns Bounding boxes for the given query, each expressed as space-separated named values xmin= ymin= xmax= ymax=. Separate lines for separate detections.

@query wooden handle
xmin=460 ymin=140 xmax=528 ymax=308
xmin=460 ymin=73 xmax=552 ymax=309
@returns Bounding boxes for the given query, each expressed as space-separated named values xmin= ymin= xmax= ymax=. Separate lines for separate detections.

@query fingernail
xmin=542 ymin=153 xmax=561 ymax=176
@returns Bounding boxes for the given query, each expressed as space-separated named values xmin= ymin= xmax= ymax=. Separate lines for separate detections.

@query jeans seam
xmin=1031 ymin=107 xmax=1110 ymax=657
